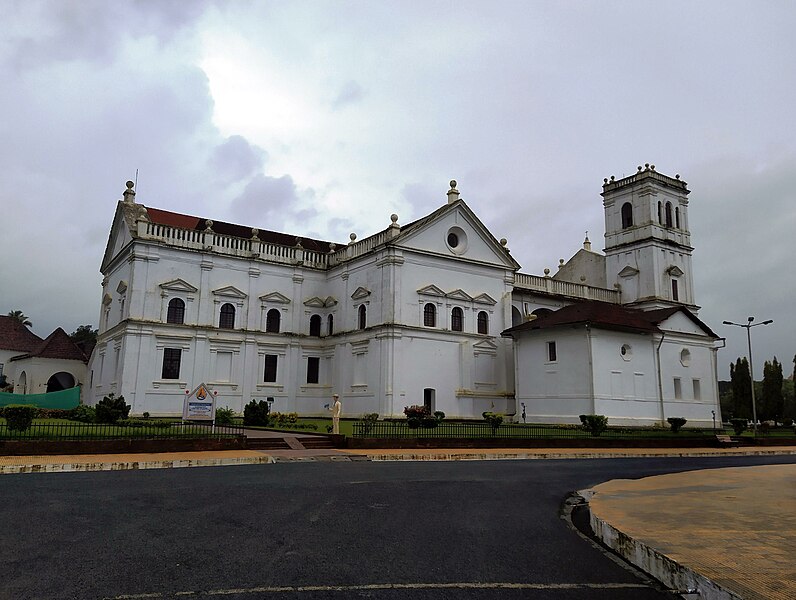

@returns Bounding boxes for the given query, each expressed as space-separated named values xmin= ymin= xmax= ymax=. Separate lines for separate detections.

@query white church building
xmin=87 ymin=165 xmax=722 ymax=426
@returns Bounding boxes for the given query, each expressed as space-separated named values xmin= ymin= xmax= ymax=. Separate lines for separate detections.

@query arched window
xmin=309 ymin=314 xmax=322 ymax=337
xmin=265 ymin=309 xmax=281 ymax=333
xmin=423 ymin=303 xmax=436 ymax=327
xmin=621 ymin=202 xmax=633 ymax=228
xmin=665 ymin=202 xmax=673 ymax=227
xmin=675 ymin=206 xmax=680 ymax=229
xmin=167 ymin=298 xmax=185 ymax=324
xmin=219 ymin=303 xmax=235 ymax=329
xmin=658 ymin=201 xmax=663 ymax=225
xmin=451 ymin=307 xmax=463 ymax=332
xmin=358 ymin=305 xmax=367 ymax=330
xmin=327 ymin=314 xmax=334 ymax=336
xmin=477 ymin=311 xmax=489 ymax=334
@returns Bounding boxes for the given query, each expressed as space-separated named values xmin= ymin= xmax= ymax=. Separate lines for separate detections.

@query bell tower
xmin=602 ymin=164 xmax=698 ymax=313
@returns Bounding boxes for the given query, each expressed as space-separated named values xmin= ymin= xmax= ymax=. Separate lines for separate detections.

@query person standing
xmin=329 ymin=393 xmax=342 ymax=434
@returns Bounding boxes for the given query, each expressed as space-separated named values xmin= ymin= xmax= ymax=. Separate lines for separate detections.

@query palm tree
xmin=7 ymin=310 xmax=32 ymax=328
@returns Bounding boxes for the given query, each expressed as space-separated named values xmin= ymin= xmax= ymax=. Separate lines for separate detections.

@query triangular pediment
xmin=324 ymin=296 xmax=338 ymax=307
xmin=259 ymin=292 xmax=291 ymax=304
xmin=160 ymin=278 xmax=198 ymax=293
xmin=303 ymin=296 xmax=326 ymax=308
xmin=212 ymin=285 xmax=247 ymax=299
xmin=666 ymin=265 xmax=684 ymax=277
xmin=618 ymin=265 xmax=640 ymax=278
xmin=116 ymin=280 xmax=128 ymax=294
xmin=351 ymin=286 xmax=371 ymax=300
xmin=417 ymin=284 xmax=445 ymax=297
xmin=394 ymin=200 xmax=520 ymax=270
xmin=473 ymin=293 xmax=497 ymax=305
xmin=473 ymin=339 xmax=498 ymax=351
xmin=100 ymin=203 xmax=137 ymax=273
xmin=102 ymin=293 xmax=113 ymax=306
xmin=446 ymin=289 xmax=473 ymax=302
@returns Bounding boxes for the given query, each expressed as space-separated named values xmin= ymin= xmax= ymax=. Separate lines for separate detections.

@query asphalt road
xmin=2 ymin=455 xmax=795 ymax=600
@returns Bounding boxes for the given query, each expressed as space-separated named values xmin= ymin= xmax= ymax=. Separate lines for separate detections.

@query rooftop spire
xmin=123 ymin=180 xmax=136 ymax=203
xmin=447 ymin=179 xmax=460 ymax=204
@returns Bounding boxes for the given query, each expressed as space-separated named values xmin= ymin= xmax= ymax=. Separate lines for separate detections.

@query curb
xmin=0 ymin=455 xmax=275 ymax=475
xmin=361 ymin=448 xmax=796 ymax=461
xmin=587 ymin=493 xmax=742 ymax=600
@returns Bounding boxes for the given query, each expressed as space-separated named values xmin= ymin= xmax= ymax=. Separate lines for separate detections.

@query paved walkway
xmin=589 ymin=464 xmax=796 ymax=600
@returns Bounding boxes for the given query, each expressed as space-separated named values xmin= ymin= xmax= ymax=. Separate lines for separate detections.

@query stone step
xmin=245 ymin=438 xmax=291 ymax=450
xmin=300 ymin=437 xmax=337 ymax=449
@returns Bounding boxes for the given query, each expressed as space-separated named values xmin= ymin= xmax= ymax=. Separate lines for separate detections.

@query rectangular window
xmin=215 ymin=351 xmax=232 ymax=382
xmin=692 ymin=378 xmax=701 ymax=400
xmin=162 ymin=348 xmax=182 ymax=380
xmin=546 ymin=341 xmax=557 ymax=362
xmin=673 ymin=377 xmax=682 ymax=400
xmin=264 ymin=354 xmax=278 ymax=383
xmin=671 ymin=279 xmax=679 ymax=301
xmin=306 ymin=356 xmax=320 ymax=384
xmin=0 ymin=363 xmax=4 ymax=379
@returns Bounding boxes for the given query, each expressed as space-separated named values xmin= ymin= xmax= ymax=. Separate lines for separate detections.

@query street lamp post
xmin=722 ymin=316 xmax=773 ymax=435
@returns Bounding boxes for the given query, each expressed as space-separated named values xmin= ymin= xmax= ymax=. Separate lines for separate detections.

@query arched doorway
xmin=46 ymin=372 xmax=75 ymax=393
xmin=17 ymin=371 xmax=27 ymax=394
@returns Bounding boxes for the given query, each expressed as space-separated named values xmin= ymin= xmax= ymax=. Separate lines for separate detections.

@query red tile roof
xmin=502 ymin=301 xmax=718 ymax=338
xmin=10 ymin=328 xmax=88 ymax=363
xmin=145 ymin=206 xmax=336 ymax=254
xmin=0 ymin=316 xmax=43 ymax=352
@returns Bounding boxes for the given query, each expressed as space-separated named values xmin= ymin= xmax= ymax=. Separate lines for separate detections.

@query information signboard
xmin=182 ymin=383 xmax=216 ymax=421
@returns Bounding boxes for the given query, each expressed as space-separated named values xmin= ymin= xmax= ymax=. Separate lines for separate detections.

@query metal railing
xmin=352 ymin=420 xmax=725 ymax=439
xmin=0 ymin=421 xmax=245 ymax=440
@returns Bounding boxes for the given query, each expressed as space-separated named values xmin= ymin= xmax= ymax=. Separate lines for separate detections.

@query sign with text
xmin=182 ymin=383 xmax=216 ymax=421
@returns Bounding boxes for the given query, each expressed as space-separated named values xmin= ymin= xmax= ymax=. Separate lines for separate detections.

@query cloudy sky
xmin=1 ymin=0 xmax=794 ymax=378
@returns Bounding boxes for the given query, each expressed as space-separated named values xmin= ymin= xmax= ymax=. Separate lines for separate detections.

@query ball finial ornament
xmin=390 ymin=213 xmax=398 ymax=224
xmin=350 ymin=232 xmax=357 ymax=242
xmin=499 ymin=238 xmax=507 ymax=246
xmin=126 ymin=180 xmax=134 ymax=189
xmin=450 ymin=180 xmax=457 ymax=189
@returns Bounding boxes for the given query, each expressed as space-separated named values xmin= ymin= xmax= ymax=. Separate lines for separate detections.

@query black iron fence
xmin=0 ymin=421 xmax=245 ymax=441
xmin=353 ymin=420 xmax=727 ymax=440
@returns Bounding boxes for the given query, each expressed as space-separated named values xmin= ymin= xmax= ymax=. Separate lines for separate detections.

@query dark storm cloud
xmin=209 ymin=136 xmax=267 ymax=184
xmin=228 ymin=173 xmax=307 ymax=227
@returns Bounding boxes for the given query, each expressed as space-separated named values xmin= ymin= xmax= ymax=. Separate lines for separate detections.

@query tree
xmin=730 ymin=358 xmax=752 ymax=420
xmin=69 ymin=325 xmax=98 ymax=345
xmin=759 ymin=357 xmax=784 ymax=421
xmin=7 ymin=310 xmax=31 ymax=327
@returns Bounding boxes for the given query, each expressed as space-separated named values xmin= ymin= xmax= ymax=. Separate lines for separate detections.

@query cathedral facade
xmin=87 ymin=166 xmax=721 ymax=426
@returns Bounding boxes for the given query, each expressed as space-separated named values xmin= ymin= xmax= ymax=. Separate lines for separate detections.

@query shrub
xmin=117 ymin=418 xmax=171 ymax=429
xmin=271 ymin=412 xmax=300 ymax=427
xmin=579 ymin=414 xmax=608 ymax=437
xmin=215 ymin=406 xmax=236 ymax=425
xmin=759 ymin=421 xmax=771 ymax=435
xmin=433 ymin=411 xmax=446 ymax=422
xmin=361 ymin=413 xmax=379 ymax=435
xmin=667 ymin=417 xmax=687 ymax=433
xmin=69 ymin=404 xmax=96 ymax=423
xmin=404 ymin=405 xmax=429 ymax=430
xmin=729 ymin=418 xmax=748 ymax=436
xmin=3 ymin=405 xmax=37 ymax=431
xmin=142 ymin=412 xmax=150 ymax=419
xmin=95 ymin=393 xmax=131 ymax=424
xmin=36 ymin=408 xmax=72 ymax=419
xmin=243 ymin=399 xmax=270 ymax=426
xmin=421 ymin=416 xmax=439 ymax=429
xmin=482 ymin=411 xmax=504 ymax=433
xmin=783 ymin=418 xmax=793 ymax=428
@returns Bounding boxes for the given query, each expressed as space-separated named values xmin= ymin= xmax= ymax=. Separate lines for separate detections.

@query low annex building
xmin=0 ymin=317 xmax=90 ymax=396
xmin=87 ymin=165 xmax=722 ymax=426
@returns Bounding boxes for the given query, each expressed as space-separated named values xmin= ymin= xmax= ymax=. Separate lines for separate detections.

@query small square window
xmin=546 ymin=341 xmax=557 ymax=362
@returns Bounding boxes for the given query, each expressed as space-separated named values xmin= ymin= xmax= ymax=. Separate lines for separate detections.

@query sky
xmin=1 ymin=0 xmax=794 ymax=379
